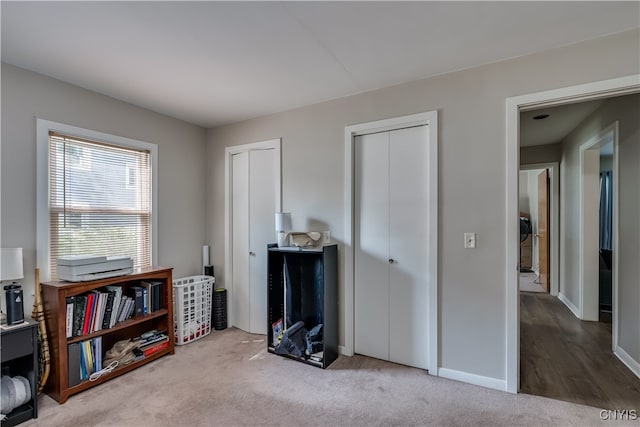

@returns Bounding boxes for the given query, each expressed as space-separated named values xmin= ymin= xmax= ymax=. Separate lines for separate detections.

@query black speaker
xmin=213 ymin=288 xmax=227 ymax=330
xmin=204 ymin=265 xmax=214 ymax=277
xmin=4 ymin=283 xmax=24 ymax=325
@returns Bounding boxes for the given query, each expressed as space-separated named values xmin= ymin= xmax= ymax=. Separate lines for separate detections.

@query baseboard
xmin=438 ymin=368 xmax=507 ymax=392
xmin=558 ymin=292 xmax=581 ymax=319
xmin=614 ymin=345 xmax=640 ymax=379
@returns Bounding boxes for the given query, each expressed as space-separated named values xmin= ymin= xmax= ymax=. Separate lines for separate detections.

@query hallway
xmin=520 ymin=292 xmax=640 ymax=410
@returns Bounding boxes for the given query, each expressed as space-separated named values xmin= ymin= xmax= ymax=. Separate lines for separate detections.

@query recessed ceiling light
xmin=533 ymin=114 xmax=550 ymax=120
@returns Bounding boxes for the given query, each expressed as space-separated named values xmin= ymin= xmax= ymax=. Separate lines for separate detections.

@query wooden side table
xmin=1 ymin=319 xmax=38 ymax=426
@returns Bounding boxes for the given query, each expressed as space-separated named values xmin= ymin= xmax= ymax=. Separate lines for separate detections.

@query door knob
xmin=388 ymin=258 xmax=395 ymax=264
xmin=249 ymin=251 xmax=255 ymax=256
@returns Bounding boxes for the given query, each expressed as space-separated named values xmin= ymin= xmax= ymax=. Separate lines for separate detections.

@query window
xmin=37 ymin=120 xmax=157 ymax=280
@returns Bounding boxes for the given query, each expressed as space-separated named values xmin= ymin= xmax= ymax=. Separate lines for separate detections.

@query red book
xmin=81 ymin=293 xmax=95 ymax=335
xmin=142 ymin=340 xmax=169 ymax=357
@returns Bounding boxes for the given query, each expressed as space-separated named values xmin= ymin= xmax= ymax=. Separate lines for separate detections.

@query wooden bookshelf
xmin=41 ymin=267 xmax=175 ymax=404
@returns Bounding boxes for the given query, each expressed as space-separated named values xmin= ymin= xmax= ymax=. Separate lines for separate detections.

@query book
xmin=121 ymin=297 xmax=133 ymax=322
xmin=129 ymin=286 xmax=144 ymax=317
xmin=126 ymin=298 xmax=135 ymax=319
xmin=155 ymin=282 xmax=163 ymax=311
xmin=96 ymin=292 xmax=108 ymax=330
xmin=150 ymin=281 xmax=162 ymax=311
xmin=116 ymin=296 xmax=129 ymax=323
xmin=146 ymin=281 xmax=162 ymax=312
xmin=139 ymin=334 xmax=169 ymax=349
xmin=90 ymin=291 xmax=102 ymax=333
xmin=81 ymin=292 xmax=95 ymax=335
xmin=142 ymin=286 xmax=148 ymax=314
xmin=79 ymin=343 xmax=87 ymax=380
xmin=105 ymin=285 xmax=123 ymax=328
xmin=68 ymin=342 xmax=81 ymax=387
xmin=73 ymin=295 xmax=87 ymax=337
xmin=101 ymin=290 xmax=116 ymax=330
xmin=141 ymin=281 xmax=153 ymax=313
xmin=88 ymin=290 xmax=101 ymax=333
xmin=65 ymin=296 xmax=75 ymax=339
xmin=142 ymin=340 xmax=169 ymax=357
xmin=91 ymin=336 xmax=103 ymax=371
xmin=82 ymin=340 xmax=93 ymax=378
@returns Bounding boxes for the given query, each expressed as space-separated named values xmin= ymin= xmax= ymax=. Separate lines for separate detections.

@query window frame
xmin=37 ymin=119 xmax=158 ymax=281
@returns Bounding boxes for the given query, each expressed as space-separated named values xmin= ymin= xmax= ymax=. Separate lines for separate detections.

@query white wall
xmin=206 ymin=29 xmax=640 ymax=383
xmin=521 ymin=143 xmax=561 ymax=165
xmin=600 ymin=155 xmax=613 ymax=171
xmin=560 ymin=93 xmax=640 ymax=365
xmin=1 ymin=63 xmax=208 ymax=311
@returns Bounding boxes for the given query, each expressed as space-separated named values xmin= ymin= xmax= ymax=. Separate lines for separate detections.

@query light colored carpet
xmin=26 ymin=328 xmax=614 ymax=426
xmin=520 ymin=272 xmax=546 ymax=293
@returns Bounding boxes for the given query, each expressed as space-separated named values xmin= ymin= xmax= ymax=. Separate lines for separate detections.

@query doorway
xmin=225 ymin=139 xmax=281 ymax=334
xmin=518 ymin=164 xmax=558 ymax=295
xmin=506 ymin=75 xmax=640 ymax=394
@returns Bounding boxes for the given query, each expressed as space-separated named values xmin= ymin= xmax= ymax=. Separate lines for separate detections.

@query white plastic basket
xmin=173 ymin=275 xmax=214 ymax=345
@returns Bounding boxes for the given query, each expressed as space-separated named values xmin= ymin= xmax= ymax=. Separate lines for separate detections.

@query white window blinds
xmin=48 ymin=132 xmax=152 ymax=278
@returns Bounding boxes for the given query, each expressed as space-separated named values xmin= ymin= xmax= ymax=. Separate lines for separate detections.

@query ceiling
xmin=2 ymin=2 xmax=638 ymax=128
xmin=520 ymin=99 xmax=606 ymax=148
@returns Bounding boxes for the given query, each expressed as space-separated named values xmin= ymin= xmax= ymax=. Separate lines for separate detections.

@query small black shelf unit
xmin=0 ymin=319 xmax=38 ymax=426
xmin=267 ymin=243 xmax=338 ymax=369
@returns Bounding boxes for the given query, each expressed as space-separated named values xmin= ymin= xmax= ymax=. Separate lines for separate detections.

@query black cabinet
xmin=267 ymin=244 xmax=338 ymax=368
xmin=0 ymin=319 xmax=38 ymax=426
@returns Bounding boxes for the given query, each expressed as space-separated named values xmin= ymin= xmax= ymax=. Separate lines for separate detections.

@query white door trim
xmin=225 ymin=138 xmax=282 ymax=329
xmin=505 ymin=75 xmax=639 ymax=393
xmin=578 ymin=123 xmax=618 ymax=322
xmin=344 ymin=111 xmax=439 ymax=375
xmin=520 ymin=162 xmax=559 ymax=296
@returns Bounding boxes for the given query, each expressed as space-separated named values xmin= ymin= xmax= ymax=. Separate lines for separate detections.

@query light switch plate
xmin=464 ymin=232 xmax=476 ymax=249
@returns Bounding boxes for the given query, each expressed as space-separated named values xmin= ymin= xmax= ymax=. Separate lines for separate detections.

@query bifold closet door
xmin=232 ymin=151 xmax=250 ymax=332
xmin=248 ymin=149 xmax=276 ymax=334
xmin=231 ymin=149 xmax=276 ymax=335
xmin=388 ymin=126 xmax=430 ymax=370
xmin=354 ymin=125 xmax=430 ymax=370
xmin=354 ymin=132 xmax=390 ymax=361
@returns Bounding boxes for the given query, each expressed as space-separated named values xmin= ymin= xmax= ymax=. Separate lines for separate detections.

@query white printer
xmin=57 ymin=255 xmax=134 ymax=282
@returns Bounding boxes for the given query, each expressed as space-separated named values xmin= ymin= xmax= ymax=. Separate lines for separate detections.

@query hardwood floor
xmin=520 ymin=292 xmax=640 ymax=410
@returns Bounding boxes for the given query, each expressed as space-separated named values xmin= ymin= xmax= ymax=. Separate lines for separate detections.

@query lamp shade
xmin=1 ymin=248 xmax=24 ymax=281
xmin=275 ymin=212 xmax=292 ymax=231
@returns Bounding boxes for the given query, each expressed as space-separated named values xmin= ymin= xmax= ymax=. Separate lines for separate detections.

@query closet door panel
xmin=389 ymin=126 xmax=430 ymax=370
xmin=232 ymin=151 xmax=250 ymax=332
xmin=354 ymin=132 xmax=390 ymax=361
xmin=248 ymin=149 xmax=277 ymax=334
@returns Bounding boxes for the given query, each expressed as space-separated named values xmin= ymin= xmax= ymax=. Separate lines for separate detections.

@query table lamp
xmin=275 ymin=212 xmax=292 ymax=247
xmin=1 ymin=248 xmax=25 ymax=325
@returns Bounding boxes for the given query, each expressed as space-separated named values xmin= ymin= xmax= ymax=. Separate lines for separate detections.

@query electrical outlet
xmin=464 ymin=232 xmax=476 ymax=249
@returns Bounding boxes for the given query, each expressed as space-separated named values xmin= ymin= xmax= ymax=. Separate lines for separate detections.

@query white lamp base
xmin=277 ymin=231 xmax=289 ymax=247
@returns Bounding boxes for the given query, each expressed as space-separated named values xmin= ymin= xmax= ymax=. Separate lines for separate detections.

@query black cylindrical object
xmin=213 ymin=288 xmax=227 ymax=330
xmin=204 ymin=265 xmax=214 ymax=277
xmin=4 ymin=283 xmax=24 ymax=325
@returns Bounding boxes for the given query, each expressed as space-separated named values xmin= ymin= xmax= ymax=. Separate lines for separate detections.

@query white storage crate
xmin=173 ymin=275 xmax=214 ymax=345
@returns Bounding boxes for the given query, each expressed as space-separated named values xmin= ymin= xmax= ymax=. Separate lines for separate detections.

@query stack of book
xmin=68 ymin=337 xmax=102 ymax=386
xmin=134 ymin=330 xmax=170 ymax=357
xmin=64 ymin=281 xmax=164 ymax=339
